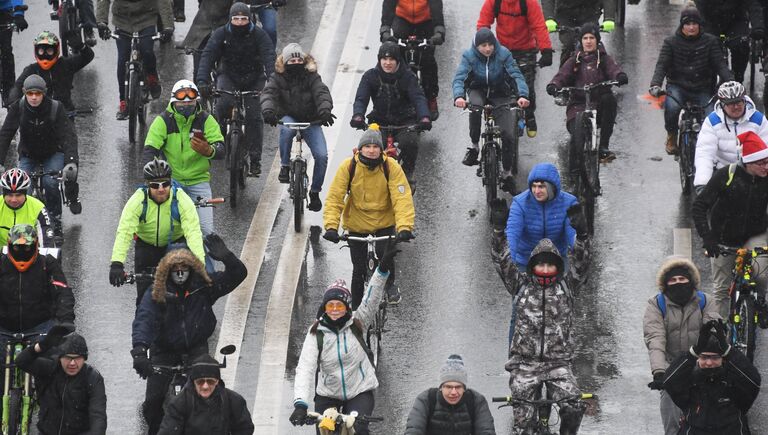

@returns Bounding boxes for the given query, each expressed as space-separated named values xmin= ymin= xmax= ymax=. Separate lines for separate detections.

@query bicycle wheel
xmin=6 ymin=388 xmax=21 ymax=435
xmin=573 ymin=113 xmax=598 ymax=234
xmin=227 ymin=129 xmax=241 ymax=208
xmin=366 ymin=311 xmax=384 ymax=370
xmin=616 ymin=0 xmax=626 ymax=27
xmin=292 ymin=159 xmax=306 ymax=232
xmin=58 ymin=7 xmax=70 ymax=56
xmin=678 ymin=131 xmax=697 ymax=195
xmin=507 ymin=109 xmax=520 ymax=176
xmin=127 ymin=69 xmax=140 ymax=144
xmin=735 ymin=296 xmax=758 ymax=362
xmin=482 ymin=142 xmax=499 ymax=204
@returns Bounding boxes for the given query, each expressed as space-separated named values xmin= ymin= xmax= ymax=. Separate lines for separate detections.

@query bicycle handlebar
xmin=718 ymin=246 xmax=768 ymax=257
xmin=194 ymin=196 xmax=225 ymax=207
xmin=557 ymin=80 xmax=620 ymax=94
xmin=397 ymin=37 xmax=431 ymax=49
xmin=211 ymin=89 xmax=261 ymax=98
xmin=277 ymin=120 xmax=324 ymax=129
xmin=465 ymin=101 xmax=519 ymax=112
xmin=340 ymin=234 xmax=398 ymax=243
xmin=28 ymin=170 xmax=62 ymax=179
xmin=0 ymin=330 xmax=44 ymax=342
xmin=175 ymin=45 xmax=205 ymax=55
xmin=492 ymin=393 xmax=596 ymax=405
xmin=553 ymin=24 xmax=610 ymax=33
xmin=124 ymin=272 xmax=155 ymax=284
xmin=661 ymin=92 xmax=717 ymax=110
xmin=301 ymin=412 xmax=384 ymax=426
xmin=110 ymin=30 xmax=162 ymax=41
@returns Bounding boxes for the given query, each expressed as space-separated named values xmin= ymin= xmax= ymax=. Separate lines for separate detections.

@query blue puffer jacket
xmin=452 ymin=32 xmax=529 ymax=100
xmin=506 ymin=163 xmax=577 ymax=268
xmin=0 ymin=0 xmax=24 ymax=15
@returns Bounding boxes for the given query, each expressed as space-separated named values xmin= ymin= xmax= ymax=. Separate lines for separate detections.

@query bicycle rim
xmin=292 ymin=160 xmax=305 ymax=232
xmin=228 ymin=130 xmax=240 ymax=208
xmin=508 ymin=109 xmax=520 ymax=176
xmin=483 ymin=143 xmax=498 ymax=204
xmin=128 ymin=70 xmax=140 ymax=144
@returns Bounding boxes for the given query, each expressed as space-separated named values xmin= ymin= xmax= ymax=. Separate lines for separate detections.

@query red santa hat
xmin=739 ymin=131 xmax=768 ymax=163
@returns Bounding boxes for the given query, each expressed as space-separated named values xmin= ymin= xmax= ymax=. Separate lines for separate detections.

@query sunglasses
xmin=194 ymin=378 xmax=218 ymax=387
xmin=231 ymin=15 xmax=249 ymax=22
xmin=699 ymin=354 xmax=722 ymax=361
xmin=148 ymin=180 xmax=171 ymax=189
xmin=325 ymin=301 xmax=347 ymax=311
xmin=173 ymin=87 xmax=198 ymax=101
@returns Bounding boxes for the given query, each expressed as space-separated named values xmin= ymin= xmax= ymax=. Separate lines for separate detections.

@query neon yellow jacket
xmin=0 ymin=196 xmax=51 ymax=246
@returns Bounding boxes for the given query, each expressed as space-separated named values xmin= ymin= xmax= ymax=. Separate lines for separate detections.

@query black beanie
xmin=378 ymin=42 xmax=400 ymax=63
xmin=474 ymin=28 xmax=496 ymax=48
xmin=189 ymin=354 xmax=221 ymax=380
xmin=322 ymin=279 xmax=352 ymax=311
xmin=663 ymin=266 xmax=693 ymax=285
xmin=701 ymin=335 xmax=727 ymax=355
xmin=579 ymin=22 xmax=601 ymax=43
xmin=59 ymin=333 xmax=88 ymax=359
xmin=229 ymin=2 xmax=250 ymax=18
xmin=680 ymin=5 xmax=702 ymax=25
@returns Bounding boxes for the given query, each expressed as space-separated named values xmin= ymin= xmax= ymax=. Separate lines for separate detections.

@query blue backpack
xmin=656 ymin=291 xmax=707 ymax=318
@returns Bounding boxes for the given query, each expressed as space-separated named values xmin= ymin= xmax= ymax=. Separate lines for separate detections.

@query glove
xmin=97 ymin=22 xmax=111 ymax=40
xmin=272 ymin=0 xmax=287 ymax=6
xmin=13 ymin=15 xmax=27 ymax=32
xmin=648 ymin=85 xmax=663 ymax=98
xmin=601 ymin=20 xmax=615 ymax=32
xmin=198 ymin=82 xmax=211 ymax=100
xmin=616 ymin=72 xmax=629 ymax=86
xmin=262 ymin=109 xmax=278 ymax=127
xmin=429 ymin=26 xmax=445 ymax=46
xmin=545 ymin=19 xmax=557 ymax=33
xmin=490 ymin=198 xmax=509 ymax=231
xmin=546 ymin=83 xmax=558 ymax=96
xmin=702 ymin=236 xmax=720 ymax=258
xmin=350 ymin=114 xmax=366 ymax=130
xmin=62 ymin=163 xmax=78 ymax=182
xmin=319 ymin=109 xmax=336 ymax=127
xmin=379 ymin=25 xmax=395 ymax=43
xmin=752 ymin=28 xmax=764 ymax=40
xmin=378 ymin=239 xmax=401 ymax=273
xmin=131 ymin=346 xmax=153 ymax=379
xmin=712 ymin=319 xmax=731 ymax=356
xmin=323 ymin=229 xmax=340 ymax=244
xmin=289 ymin=404 xmax=308 ymax=426
xmin=567 ymin=204 xmax=589 ymax=239
xmin=691 ymin=320 xmax=718 ymax=356
xmin=204 ymin=233 xmax=232 ymax=261
xmin=538 ymin=49 xmax=553 ymax=67
xmin=160 ymin=28 xmax=174 ymax=43
xmin=38 ymin=324 xmax=74 ymax=353
xmin=647 ymin=371 xmax=665 ymax=390
xmin=397 ymin=230 xmax=414 ymax=242
xmin=109 ymin=261 xmax=126 ymax=287
xmin=419 ymin=116 xmax=432 ymax=131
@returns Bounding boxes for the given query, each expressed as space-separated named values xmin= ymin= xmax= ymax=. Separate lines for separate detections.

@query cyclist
xmin=476 ymin=0 xmax=553 ymax=138
xmin=663 ymin=320 xmax=761 ymax=434
xmin=131 ymin=234 xmax=246 ymax=435
xmin=0 ymin=0 xmax=27 ymax=106
xmin=322 ymin=127 xmax=415 ymax=307
xmin=261 ymin=42 xmax=333 ymax=212
xmin=452 ymin=27 xmax=530 ymax=192
xmin=541 ymin=0 xmax=615 ymax=65
xmin=380 ymin=0 xmax=444 ymax=120
xmin=96 ymin=0 xmax=174 ymax=119
xmin=158 ymin=354 xmax=254 ymax=435
xmin=546 ymin=23 xmax=628 ymax=162
xmin=0 ymin=75 xmax=80 ymax=244
xmin=144 ymin=80 xmax=225 ymax=247
xmin=289 ymin=249 xmax=397 ymax=435
xmin=0 ymin=169 xmax=55 ymax=247
xmin=109 ymin=159 xmax=205 ymax=307
xmin=693 ymin=0 xmax=763 ymax=83
xmin=16 ymin=330 xmax=108 ymax=435
xmin=643 ymin=256 xmax=719 ymax=435
xmin=351 ymin=42 xmax=432 ymax=184
xmin=693 ymin=81 xmax=768 ymax=191
xmin=197 ymin=2 xmax=275 ymax=177
xmin=49 ymin=0 xmax=98 ymax=47
xmin=9 ymin=31 xmax=94 ymax=113
xmin=649 ymin=5 xmax=734 ymax=156
xmin=692 ymin=131 xmax=768 ymax=319
xmin=404 ymin=354 xmax=496 ymax=435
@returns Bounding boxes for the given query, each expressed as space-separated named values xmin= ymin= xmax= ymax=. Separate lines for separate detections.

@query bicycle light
xmin=691 ymin=122 xmax=701 ymax=132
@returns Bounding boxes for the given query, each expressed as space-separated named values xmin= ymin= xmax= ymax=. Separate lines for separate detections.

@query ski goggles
xmin=173 ymin=87 xmax=199 ymax=101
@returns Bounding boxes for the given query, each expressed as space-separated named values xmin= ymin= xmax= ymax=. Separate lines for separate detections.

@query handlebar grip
xmin=491 ymin=397 xmax=511 ymax=402
xmin=206 ymin=198 xmax=225 ymax=204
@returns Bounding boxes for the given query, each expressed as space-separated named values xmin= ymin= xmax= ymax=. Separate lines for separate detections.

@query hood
xmin=526 ymin=238 xmax=565 ymax=277
xmin=655 ymin=255 xmax=701 ymax=291
xmin=274 ymin=53 xmax=318 ymax=74
xmin=713 ymin=95 xmax=757 ymax=123
xmin=527 ymin=163 xmax=562 ymax=193
xmin=152 ymin=249 xmax=211 ymax=303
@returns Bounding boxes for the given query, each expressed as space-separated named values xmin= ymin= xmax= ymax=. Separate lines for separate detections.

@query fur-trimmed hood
xmin=656 ymin=255 xmax=701 ymax=291
xmin=275 ymin=53 xmax=317 ymax=74
xmin=152 ymin=249 xmax=211 ymax=303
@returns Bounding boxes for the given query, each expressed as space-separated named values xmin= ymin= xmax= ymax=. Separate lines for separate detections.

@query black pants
xmin=314 ymin=390 xmax=375 ymax=435
xmin=565 ymin=92 xmax=617 ymax=157
xmin=391 ymin=17 xmax=438 ymax=99
xmin=215 ymin=74 xmax=265 ymax=162
xmin=77 ymin=0 xmax=97 ymax=28
xmin=511 ymin=50 xmax=538 ymax=120
xmin=392 ymin=129 xmax=419 ymax=176
xmin=468 ymin=90 xmax=517 ymax=171
xmin=348 ymin=226 xmax=395 ymax=309
xmin=115 ymin=25 xmax=158 ymax=101
xmin=704 ymin=18 xmax=750 ymax=82
xmin=0 ymin=14 xmax=14 ymax=97
xmin=143 ymin=342 xmax=208 ymax=435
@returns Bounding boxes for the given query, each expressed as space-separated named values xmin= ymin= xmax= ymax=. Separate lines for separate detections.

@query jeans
xmin=115 ymin=25 xmax=158 ymax=101
xmin=215 ymin=74 xmax=264 ymax=162
xmin=279 ymin=115 xmax=328 ymax=192
xmin=19 ymin=153 xmax=65 ymax=218
xmin=314 ymin=391 xmax=375 ymax=435
xmin=177 ymin=181 xmax=214 ymax=272
xmin=256 ymin=7 xmax=277 ymax=48
xmin=664 ymin=84 xmax=714 ymax=134
xmin=348 ymin=226 xmax=396 ymax=309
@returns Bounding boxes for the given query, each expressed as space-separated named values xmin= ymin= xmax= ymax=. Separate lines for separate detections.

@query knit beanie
xmin=438 ymin=354 xmax=468 ymax=387
xmin=229 ymin=2 xmax=250 ymax=18
xmin=323 ymin=279 xmax=352 ymax=311
xmin=378 ymin=41 xmax=400 ymax=62
xmin=701 ymin=335 xmax=728 ymax=355
xmin=282 ymin=43 xmax=305 ymax=63
xmin=189 ymin=354 xmax=221 ymax=380
xmin=59 ymin=333 xmax=88 ymax=359
xmin=579 ymin=22 xmax=601 ymax=43
xmin=663 ymin=265 xmax=693 ymax=285
xmin=358 ymin=126 xmax=383 ymax=150
xmin=22 ymin=74 xmax=47 ymax=93
xmin=680 ymin=4 xmax=702 ymax=25
xmin=474 ymin=27 xmax=496 ymax=47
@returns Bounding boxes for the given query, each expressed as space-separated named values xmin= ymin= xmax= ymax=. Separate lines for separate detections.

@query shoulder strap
xmin=139 ymin=186 xmax=180 ymax=226
xmin=495 ymin=0 xmax=527 ymax=17
xmin=347 ymin=157 xmax=357 ymax=194
xmin=427 ymin=387 xmax=438 ymax=420
xmin=49 ymin=99 xmax=60 ymax=125
xmin=493 ymin=0 xmax=503 ymax=17
xmin=315 ymin=330 xmax=324 ymax=369
xmin=464 ymin=389 xmax=476 ymax=424
xmin=726 ymin=163 xmax=737 ymax=187
xmin=383 ymin=159 xmax=390 ymax=181
xmin=697 ymin=290 xmax=707 ymax=312
xmin=656 ymin=293 xmax=667 ymax=318
xmin=161 ymin=111 xmax=179 ymax=135
xmin=139 ymin=187 xmax=149 ymax=223
xmin=350 ymin=321 xmax=375 ymax=365
xmin=192 ymin=111 xmax=210 ymax=132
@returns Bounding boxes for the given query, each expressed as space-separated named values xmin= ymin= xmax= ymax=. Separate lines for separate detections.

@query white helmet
xmin=717 ymin=81 xmax=746 ymax=104
xmin=170 ymin=79 xmax=199 ymax=103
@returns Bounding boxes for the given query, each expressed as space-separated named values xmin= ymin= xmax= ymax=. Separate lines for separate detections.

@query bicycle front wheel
xmin=58 ymin=8 xmax=70 ymax=56
xmin=735 ymin=296 xmax=758 ymax=362
xmin=292 ymin=159 xmax=306 ymax=232
xmin=228 ymin=129 xmax=241 ymax=208
xmin=507 ymin=109 xmax=520 ymax=176
xmin=573 ymin=112 xmax=598 ymax=234
xmin=482 ymin=143 xmax=499 ymax=204
xmin=6 ymin=388 xmax=21 ymax=435
xmin=678 ymin=131 xmax=697 ymax=195
xmin=127 ymin=69 xmax=141 ymax=144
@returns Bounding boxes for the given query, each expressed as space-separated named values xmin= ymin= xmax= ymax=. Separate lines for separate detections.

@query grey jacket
xmin=96 ymin=0 xmax=173 ymax=32
xmin=404 ymin=388 xmax=496 ymax=435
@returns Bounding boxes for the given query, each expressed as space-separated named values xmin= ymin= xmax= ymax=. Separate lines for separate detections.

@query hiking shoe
xmin=599 ymin=148 xmax=616 ymax=162
xmin=174 ymin=10 xmax=186 ymax=22
xmin=665 ymin=132 xmax=678 ymax=155
xmin=462 ymin=148 xmax=479 ymax=166
xmin=116 ymin=100 xmax=128 ymax=120
xmin=278 ymin=166 xmax=290 ymax=183
xmin=500 ymin=175 xmax=516 ymax=194
xmin=248 ymin=160 xmax=261 ymax=177
xmin=308 ymin=191 xmax=322 ymax=212
xmin=146 ymin=74 xmax=161 ymax=99
xmin=69 ymin=200 xmax=82 ymax=214
xmin=526 ymin=115 xmax=537 ymax=138
xmin=386 ymin=286 xmax=402 ymax=305
xmin=428 ymin=97 xmax=439 ymax=121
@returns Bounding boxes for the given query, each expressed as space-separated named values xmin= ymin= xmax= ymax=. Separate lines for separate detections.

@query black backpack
xmin=495 ymin=0 xmax=527 ymax=18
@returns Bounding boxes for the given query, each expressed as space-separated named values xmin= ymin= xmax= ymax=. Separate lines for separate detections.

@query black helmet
xmin=143 ymin=158 xmax=172 ymax=180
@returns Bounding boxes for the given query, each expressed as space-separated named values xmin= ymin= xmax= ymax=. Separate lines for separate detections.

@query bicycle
xmin=749 ymin=36 xmax=763 ymax=98
xmin=110 ymin=29 xmax=162 ymax=145
xmin=660 ymin=91 xmax=716 ymax=195
xmin=362 ymin=123 xmax=422 ymax=188
xmin=299 ymin=408 xmax=383 ymax=435
xmin=211 ymin=88 xmax=260 ymax=209
xmin=279 ymin=121 xmax=321 ymax=232
xmin=28 ymin=167 xmax=81 ymax=214
xmin=0 ymin=330 xmax=43 ymax=435
xmin=49 ymin=0 xmax=83 ymax=56
xmin=492 ymin=392 xmax=596 ymax=434
xmin=396 ymin=36 xmax=431 ymax=84
xmin=554 ymin=80 xmax=619 ymax=235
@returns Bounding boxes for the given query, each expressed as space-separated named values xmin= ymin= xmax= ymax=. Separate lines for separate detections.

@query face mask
xmin=175 ymin=104 xmax=196 ymax=118
xmin=693 ymin=365 xmax=725 ymax=382
xmin=285 ymin=63 xmax=304 ymax=75
xmin=665 ymin=282 xmax=694 ymax=306
xmin=358 ymin=153 xmax=383 ymax=169
xmin=171 ymin=269 xmax=190 ymax=285
xmin=231 ymin=23 xmax=249 ymax=36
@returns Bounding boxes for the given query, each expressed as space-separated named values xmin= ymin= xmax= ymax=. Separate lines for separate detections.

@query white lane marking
xmin=673 ymin=228 xmax=692 ymax=260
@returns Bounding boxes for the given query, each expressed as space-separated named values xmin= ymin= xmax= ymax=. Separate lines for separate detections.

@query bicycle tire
xmin=678 ymin=131 xmax=697 ymax=195
xmin=292 ymin=159 xmax=306 ymax=232
xmin=573 ymin=112 xmax=598 ymax=234
xmin=508 ymin=109 xmax=520 ymax=176
xmin=227 ymin=129 xmax=241 ymax=208
xmin=7 ymin=388 xmax=21 ymax=435
xmin=482 ymin=142 xmax=499 ymax=204
xmin=736 ymin=296 xmax=757 ymax=362
xmin=616 ymin=0 xmax=626 ymax=27
xmin=58 ymin=7 xmax=69 ymax=57
xmin=128 ymin=69 xmax=140 ymax=144
xmin=67 ymin=5 xmax=81 ymax=55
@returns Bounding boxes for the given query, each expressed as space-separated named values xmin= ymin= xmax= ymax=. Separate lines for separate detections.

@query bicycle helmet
xmin=170 ymin=79 xmax=199 ymax=102
xmin=7 ymin=224 xmax=38 ymax=272
xmin=0 ymin=168 xmax=30 ymax=193
xmin=143 ymin=158 xmax=172 ymax=180
xmin=717 ymin=81 xmax=746 ymax=104
xmin=33 ymin=31 xmax=60 ymax=71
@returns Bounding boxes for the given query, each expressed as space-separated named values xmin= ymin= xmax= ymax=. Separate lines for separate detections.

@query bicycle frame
xmin=492 ymin=392 xmax=595 ymax=434
xmin=721 ymin=246 xmax=767 ymax=360
xmin=0 ymin=331 xmax=42 ymax=435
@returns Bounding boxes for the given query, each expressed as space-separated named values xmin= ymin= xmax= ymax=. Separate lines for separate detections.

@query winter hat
xmin=323 ymin=279 xmax=352 ymax=311
xmin=189 ymin=354 xmax=221 ymax=380
xmin=474 ymin=27 xmax=496 ymax=47
xmin=663 ymin=265 xmax=693 ymax=285
xmin=229 ymin=2 xmax=250 ymax=18
xmin=680 ymin=4 xmax=702 ymax=25
xmin=22 ymin=74 xmax=47 ymax=93
xmin=701 ymin=335 xmax=728 ymax=355
xmin=739 ymin=131 xmax=768 ymax=163
xmin=358 ymin=125 xmax=383 ymax=150
xmin=438 ymin=354 xmax=468 ymax=387
xmin=579 ymin=22 xmax=601 ymax=43
xmin=59 ymin=333 xmax=88 ymax=359
xmin=378 ymin=41 xmax=400 ymax=62
xmin=282 ymin=43 xmax=305 ymax=63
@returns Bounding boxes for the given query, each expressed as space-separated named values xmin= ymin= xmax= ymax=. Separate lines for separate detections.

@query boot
xmin=757 ymin=295 xmax=768 ymax=329
xmin=247 ymin=157 xmax=261 ymax=177
xmin=462 ymin=147 xmax=479 ymax=166
xmin=146 ymin=74 xmax=161 ymax=100
xmin=428 ymin=97 xmax=439 ymax=121
xmin=278 ymin=166 xmax=290 ymax=183
xmin=665 ymin=132 xmax=678 ymax=155
xmin=116 ymin=100 xmax=128 ymax=120
xmin=386 ymin=285 xmax=402 ymax=305
xmin=308 ymin=191 xmax=322 ymax=212
xmin=599 ymin=147 xmax=616 ymax=162
xmin=526 ymin=114 xmax=537 ymax=138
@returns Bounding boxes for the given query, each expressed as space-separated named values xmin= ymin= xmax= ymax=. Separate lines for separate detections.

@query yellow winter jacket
xmin=323 ymin=154 xmax=415 ymax=234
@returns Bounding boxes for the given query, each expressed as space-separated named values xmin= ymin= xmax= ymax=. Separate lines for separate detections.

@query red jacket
xmin=476 ymin=0 xmax=552 ymax=52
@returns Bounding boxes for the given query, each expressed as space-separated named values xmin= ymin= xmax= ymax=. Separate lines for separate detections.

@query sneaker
xmin=599 ymin=148 xmax=616 ymax=162
xmin=174 ymin=10 xmax=186 ymax=22
xmin=248 ymin=160 xmax=261 ymax=177
xmin=116 ymin=100 xmax=128 ymax=120
xmin=69 ymin=200 xmax=82 ymax=214
xmin=308 ymin=191 xmax=322 ymax=212
xmin=428 ymin=97 xmax=439 ymax=121
xmin=83 ymin=28 xmax=97 ymax=47
xmin=500 ymin=175 xmax=516 ymax=194
xmin=462 ymin=147 xmax=479 ymax=166
xmin=526 ymin=115 xmax=537 ymax=138
xmin=665 ymin=132 xmax=678 ymax=155
xmin=52 ymin=218 xmax=64 ymax=246
xmin=146 ymin=74 xmax=161 ymax=100
xmin=278 ymin=166 xmax=290 ymax=183
xmin=386 ymin=286 xmax=402 ymax=305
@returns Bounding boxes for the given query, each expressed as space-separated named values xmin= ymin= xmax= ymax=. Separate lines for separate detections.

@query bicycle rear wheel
xmin=482 ymin=142 xmax=499 ymax=204
xmin=678 ymin=131 xmax=697 ymax=195
xmin=507 ymin=109 xmax=520 ymax=176
xmin=127 ymin=70 xmax=140 ymax=144
xmin=734 ymin=296 xmax=757 ymax=362
xmin=227 ymin=129 xmax=241 ymax=208
xmin=58 ymin=7 xmax=70 ymax=56
xmin=573 ymin=113 xmax=598 ymax=234
xmin=292 ymin=159 xmax=306 ymax=232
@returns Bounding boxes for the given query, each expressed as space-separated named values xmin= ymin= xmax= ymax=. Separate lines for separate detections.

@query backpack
xmin=656 ymin=291 xmax=707 ymax=318
xmin=494 ymin=0 xmax=527 ymax=18
xmin=347 ymin=156 xmax=390 ymax=194
xmin=138 ymin=182 xmax=182 ymax=246
xmin=425 ymin=388 xmax=476 ymax=428
xmin=315 ymin=321 xmax=375 ymax=366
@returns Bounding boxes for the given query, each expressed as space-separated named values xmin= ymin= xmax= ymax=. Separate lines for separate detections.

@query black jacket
xmin=650 ymin=26 xmax=734 ymax=93
xmin=0 ymin=96 xmax=79 ymax=166
xmin=692 ymin=163 xmax=768 ymax=246
xmin=353 ymin=64 xmax=430 ymax=125
xmin=16 ymin=348 xmax=107 ymax=435
xmin=157 ymin=383 xmax=254 ymax=435
xmin=197 ymin=23 xmax=275 ymax=89
xmin=9 ymin=47 xmax=95 ymax=111
xmin=663 ymin=349 xmax=760 ymax=434
xmin=694 ymin=0 xmax=764 ymax=33
xmin=0 ymin=254 xmax=74 ymax=332
xmin=261 ymin=54 xmax=332 ymax=121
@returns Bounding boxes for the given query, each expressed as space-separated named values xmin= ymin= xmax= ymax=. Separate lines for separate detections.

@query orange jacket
xmin=382 ymin=0 xmax=444 ymax=27
xmin=476 ymin=0 xmax=552 ymax=52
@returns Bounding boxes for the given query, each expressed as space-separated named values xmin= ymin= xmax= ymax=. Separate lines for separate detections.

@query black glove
xmin=397 ymin=230 xmax=414 ymax=242
xmin=379 ymin=25 xmax=395 ymax=43
xmin=648 ymin=85 xmax=664 ymax=98
xmin=262 ymin=109 xmax=278 ymax=127
xmin=702 ymin=236 xmax=720 ymax=258
xmin=712 ymin=319 xmax=731 ymax=356
xmin=13 ymin=15 xmax=27 ymax=31
xmin=567 ymin=204 xmax=589 ymax=239
xmin=319 ymin=110 xmax=336 ymax=127
xmin=546 ymin=83 xmax=558 ymax=96
xmin=272 ymin=0 xmax=287 ymax=6
xmin=198 ymin=82 xmax=211 ymax=100
xmin=616 ymin=72 xmax=629 ymax=86
xmin=109 ymin=261 xmax=126 ymax=287
xmin=419 ymin=116 xmax=432 ymax=131
xmin=378 ymin=240 xmax=401 ymax=273
xmin=752 ymin=28 xmax=764 ymax=40
xmin=289 ymin=404 xmax=308 ymax=426
xmin=97 ymin=22 xmax=111 ymax=40
xmin=323 ymin=229 xmax=340 ymax=244
xmin=647 ymin=371 xmax=665 ymax=390
xmin=490 ymin=198 xmax=509 ymax=230
xmin=538 ymin=49 xmax=553 ymax=67
xmin=38 ymin=324 xmax=74 ymax=353
xmin=429 ymin=32 xmax=444 ymax=46
xmin=350 ymin=114 xmax=366 ymax=130
xmin=691 ymin=321 xmax=715 ymax=356
xmin=160 ymin=28 xmax=174 ymax=43
xmin=131 ymin=346 xmax=153 ymax=379
xmin=204 ymin=233 xmax=232 ymax=261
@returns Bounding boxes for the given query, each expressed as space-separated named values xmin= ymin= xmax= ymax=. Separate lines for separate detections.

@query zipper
xmin=542 ymin=201 xmax=547 ymax=237
xmin=539 ymin=287 xmax=546 ymax=361
xmin=485 ymin=56 xmax=490 ymax=99
xmin=181 ymin=301 xmax=189 ymax=349
xmin=18 ymin=270 xmax=22 ymax=330
xmin=155 ymin=202 xmax=161 ymax=246
xmin=57 ymin=377 xmax=69 ymax=434
xmin=334 ymin=331 xmax=347 ymax=400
